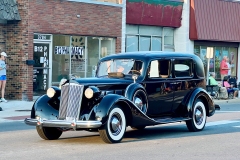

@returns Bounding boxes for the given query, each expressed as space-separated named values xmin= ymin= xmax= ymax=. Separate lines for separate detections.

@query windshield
xmin=97 ymin=59 xmax=143 ymax=77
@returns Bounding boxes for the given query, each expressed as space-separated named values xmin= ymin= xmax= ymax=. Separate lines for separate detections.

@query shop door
xmin=33 ymin=42 xmax=51 ymax=96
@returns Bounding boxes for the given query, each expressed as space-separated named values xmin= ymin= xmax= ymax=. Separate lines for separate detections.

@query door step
xmin=152 ymin=117 xmax=190 ymax=124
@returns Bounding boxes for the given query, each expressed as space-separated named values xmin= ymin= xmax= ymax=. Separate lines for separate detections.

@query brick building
xmin=0 ymin=0 xmax=122 ymax=100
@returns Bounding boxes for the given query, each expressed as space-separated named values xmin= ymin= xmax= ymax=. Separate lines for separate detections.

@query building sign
xmin=34 ymin=34 xmax=51 ymax=40
xmin=33 ymin=43 xmax=49 ymax=92
xmin=55 ymin=46 xmax=84 ymax=56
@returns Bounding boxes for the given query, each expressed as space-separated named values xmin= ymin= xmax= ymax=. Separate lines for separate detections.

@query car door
xmin=171 ymin=58 xmax=194 ymax=116
xmin=145 ymin=59 xmax=174 ymax=117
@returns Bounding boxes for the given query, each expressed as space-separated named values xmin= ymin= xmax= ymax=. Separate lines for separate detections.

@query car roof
xmin=100 ymin=51 xmax=198 ymax=62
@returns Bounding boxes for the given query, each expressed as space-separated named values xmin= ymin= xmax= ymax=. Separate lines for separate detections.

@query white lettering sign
xmin=55 ymin=46 xmax=84 ymax=55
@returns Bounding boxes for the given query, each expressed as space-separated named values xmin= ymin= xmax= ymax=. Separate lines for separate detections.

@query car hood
xmin=74 ymin=77 xmax=133 ymax=85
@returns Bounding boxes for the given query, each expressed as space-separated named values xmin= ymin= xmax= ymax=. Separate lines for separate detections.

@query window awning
xmin=0 ymin=0 xmax=21 ymax=21
xmin=190 ymin=0 xmax=240 ymax=42
xmin=126 ymin=0 xmax=184 ymax=28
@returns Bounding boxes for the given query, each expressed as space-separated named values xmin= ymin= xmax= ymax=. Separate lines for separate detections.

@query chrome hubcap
xmin=110 ymin=113 xmax=122 ymax=136
xmin=195 ymin=107 xmax=203 ymax=125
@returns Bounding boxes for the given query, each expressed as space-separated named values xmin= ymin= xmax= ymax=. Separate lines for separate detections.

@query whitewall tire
xmin=99 ymin=106 xmax=126 ymax=143
xmin=186 ymin=99 xmax=207 ymax=132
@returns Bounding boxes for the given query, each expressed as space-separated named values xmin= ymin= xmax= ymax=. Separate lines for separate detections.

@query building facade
xmin=0 ymin=0 xmax=123 ymax=100
xmin=0 ymin=0 xmax=240 ymax=100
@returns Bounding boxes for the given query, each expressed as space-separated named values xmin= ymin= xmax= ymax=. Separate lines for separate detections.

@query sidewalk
xmin=0 ymin=100 xmax=34 ymax=123
xmin=0 ymin=98 xmax=239 ymax=123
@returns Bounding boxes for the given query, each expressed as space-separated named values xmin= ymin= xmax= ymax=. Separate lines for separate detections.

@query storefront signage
xmin=55 ymin=46 xmax=84 ymax=55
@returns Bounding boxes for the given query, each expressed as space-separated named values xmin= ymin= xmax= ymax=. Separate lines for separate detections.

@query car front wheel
xmin=36 ymin=126 xmax=62 ymax=140
xmin=99 ymin=106 xmax=126 ymax=143
xmin=186 ymin=99 xmax=206 ymax=132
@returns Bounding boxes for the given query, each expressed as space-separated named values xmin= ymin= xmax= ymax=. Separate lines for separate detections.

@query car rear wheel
xmin=99 ymin=106 xmax=126 ymax=143
xmin=36 ymin=126 xmax=62 ymax=140
xmin=186 ymin=99 xmax=206 ymax=132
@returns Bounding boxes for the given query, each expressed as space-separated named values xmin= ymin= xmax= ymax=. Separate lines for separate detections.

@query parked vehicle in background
xmin=25 ymin=52 xmax=220 ymax=143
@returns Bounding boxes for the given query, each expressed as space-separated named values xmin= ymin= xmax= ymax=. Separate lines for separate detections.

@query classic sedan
xmin=25 ymin=51 xmax=220 ymax=143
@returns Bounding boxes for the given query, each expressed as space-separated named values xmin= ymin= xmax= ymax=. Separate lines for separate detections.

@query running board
xmin=152 ymin=117 xmax=190 ymax=124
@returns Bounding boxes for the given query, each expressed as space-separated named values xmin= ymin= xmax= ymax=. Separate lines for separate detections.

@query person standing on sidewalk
xmin=0 ymin=52 xmax=8 ymax=102
xmin=220 ymin=56 xmax=230 ymax=80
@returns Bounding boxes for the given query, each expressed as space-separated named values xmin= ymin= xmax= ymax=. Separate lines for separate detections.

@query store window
xmin=163 ymin=28 xmax=174 ymax=52
xmin=87 ymin=37 xmax=116 ymax=77
xmin=52 ymin=35 xmax=116 ymax=86
xmin=126 ymin=25 xmax=174 ymax=52
xmin=194 ymin=46 xmax=238 ymax=80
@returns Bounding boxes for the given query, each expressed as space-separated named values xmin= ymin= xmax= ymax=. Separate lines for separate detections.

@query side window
xmin=148 ymin=59 xmax=171 ymax=78
xmin=174 ymin=59 xmax=193 ymax=77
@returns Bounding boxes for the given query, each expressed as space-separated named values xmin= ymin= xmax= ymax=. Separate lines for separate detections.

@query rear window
xmin=174 ymin=59 xmax=193 ymax=77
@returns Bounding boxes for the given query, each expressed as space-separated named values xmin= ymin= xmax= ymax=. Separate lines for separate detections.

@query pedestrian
xmin=0 ymin=52 xmax=8 ymax=102
xmin=220 ymin=56 xmax=230 ymax=80
xmin=209 ymin=72 xmax=228 ymax=99
xmin=226 ymin=57 xmax=231 ymax=76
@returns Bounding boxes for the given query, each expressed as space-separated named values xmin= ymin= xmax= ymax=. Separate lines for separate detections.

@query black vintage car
xmin=25 ymin=52 xmax=220 ymax=143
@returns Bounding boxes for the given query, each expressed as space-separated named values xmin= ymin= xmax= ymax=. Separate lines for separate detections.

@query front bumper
xmin=24 ymin=118 xmax=102 ymax=129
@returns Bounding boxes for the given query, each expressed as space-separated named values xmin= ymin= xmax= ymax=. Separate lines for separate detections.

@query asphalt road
xmin=0 ymin=101 xmax=239 ymax=160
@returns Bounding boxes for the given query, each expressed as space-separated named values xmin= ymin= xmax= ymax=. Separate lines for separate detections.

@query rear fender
xmin=31 ymin=95 xmax=59 ymax=120
xmin=184 ymin=88 xmax=215 ymax=117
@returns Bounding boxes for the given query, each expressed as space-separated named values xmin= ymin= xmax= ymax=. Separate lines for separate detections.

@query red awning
xmin=190 ymin=0 xmax=240 ymax=42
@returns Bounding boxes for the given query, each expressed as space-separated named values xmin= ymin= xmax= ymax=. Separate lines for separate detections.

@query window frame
xmin=147 ymin=59 xmax=172 ymax=79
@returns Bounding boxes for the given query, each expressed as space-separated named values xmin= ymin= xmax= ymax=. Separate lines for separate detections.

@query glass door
xmin=33 ymin=42 xmax=51 ymax=96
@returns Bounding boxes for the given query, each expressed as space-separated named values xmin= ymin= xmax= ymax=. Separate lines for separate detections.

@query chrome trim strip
xmin=24 ymin=118 xmax=102 ymax=129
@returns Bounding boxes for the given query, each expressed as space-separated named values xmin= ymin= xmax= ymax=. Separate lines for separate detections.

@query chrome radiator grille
xmin=59 ymin=83 xmax=84 ymax=121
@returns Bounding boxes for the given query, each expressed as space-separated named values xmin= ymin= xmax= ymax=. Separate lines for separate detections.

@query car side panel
xmin=144 ymin=80 xmax=174 ymax=117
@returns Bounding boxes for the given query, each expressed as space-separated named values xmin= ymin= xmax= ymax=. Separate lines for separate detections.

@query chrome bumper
xmin=24 ymin=118 xmax=102 ymax=129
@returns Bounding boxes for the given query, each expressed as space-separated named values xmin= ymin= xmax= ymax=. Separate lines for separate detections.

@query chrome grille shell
xmin=59 ymin=83 xmax=84 ymax=121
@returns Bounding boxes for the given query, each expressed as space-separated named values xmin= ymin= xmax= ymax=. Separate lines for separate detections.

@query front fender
xmin=95 ymin=94 xmax=128 ymax=125
xmin=96 ymin=94 xmax=157 ymax=127
xmin=31 ymin=95 xmax=59 ymax=120
xmin=185 ymin=88 xmax=215 ymax=117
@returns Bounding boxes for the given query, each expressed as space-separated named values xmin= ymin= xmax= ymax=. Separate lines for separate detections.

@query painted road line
xmin=233 ymin=126 xmax=240 ymax=128
xmin=206 ymin=120 xmax=240 ymax=127
xmin=217 ymin=111 xmax=240 ymax=113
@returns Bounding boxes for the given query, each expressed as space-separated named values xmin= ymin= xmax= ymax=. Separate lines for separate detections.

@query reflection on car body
xmin=25 ymin=51 xmax=220 ymax=143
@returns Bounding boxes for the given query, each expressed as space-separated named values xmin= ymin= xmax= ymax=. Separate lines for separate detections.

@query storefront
xmin=194 ymin=41 xmax=238 ymax=80
xmin=33 ymin=34 xmax=116 ymax=96
xmin=189 ymin=0 xmax=240 ymax=81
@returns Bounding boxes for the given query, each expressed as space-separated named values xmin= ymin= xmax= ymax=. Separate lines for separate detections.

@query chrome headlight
xmin=84 ymin=86 xmax=101 ymax=99
xmin=85 ymin=88 xmax=94 ymax=99
xmin=47 ymin=88 xmax=56 ymax=98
